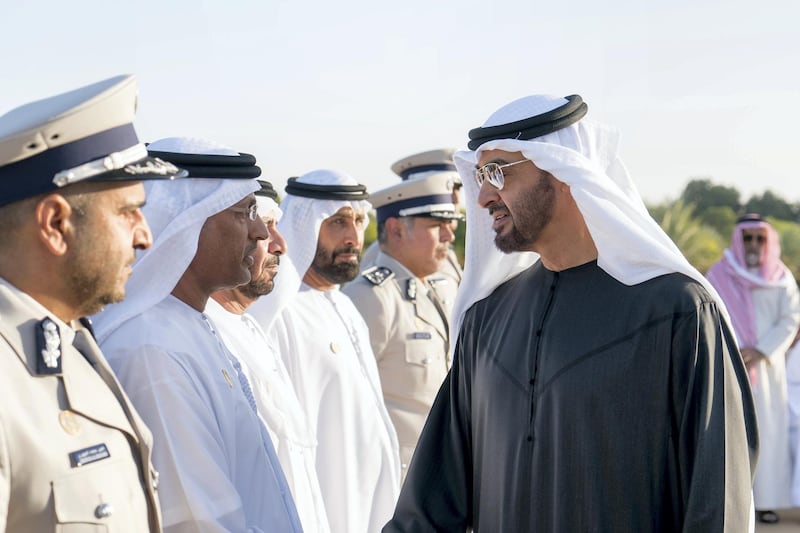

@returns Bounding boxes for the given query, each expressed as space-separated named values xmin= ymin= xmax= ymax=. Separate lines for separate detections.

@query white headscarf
xmin=451 ymin=94 xmax=728 ymax=350
xmin=93 ymin=137 xmax=259 ymax=342
xmin=248 ymin=169 xmax=372 ymax=333
xmin=257 ymin=195 xmax=283 ymax=222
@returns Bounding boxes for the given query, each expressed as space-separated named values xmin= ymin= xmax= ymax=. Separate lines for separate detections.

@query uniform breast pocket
xmin=404 ymin=334 xmax=447 ymax=389
xmin=403 ymin=334 xmax=436 ymax=369
xmin=53 ymin=457 xmax=146 ymax=533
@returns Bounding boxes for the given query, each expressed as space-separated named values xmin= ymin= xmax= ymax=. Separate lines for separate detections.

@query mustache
xmin=332 ymin=246 xmax=360 ymax=258
xmin=263 ymin=255 xmax=280 ymax=267
xmin=487 ymin=202 xmax=508 ymax=216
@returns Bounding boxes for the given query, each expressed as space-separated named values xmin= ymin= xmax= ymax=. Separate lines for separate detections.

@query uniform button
xmin=94 ymin=503 xmax=114 ymax=519
xmin=152 ymin=470 xmax=160 ymax=490
xmin=421 ymin=358 xmax=430 ymax=365
xmin=401 ymin=463 xmax=408 ymax=470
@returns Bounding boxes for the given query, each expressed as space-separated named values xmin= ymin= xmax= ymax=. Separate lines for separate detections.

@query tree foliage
xmin=664 ymin=179 xmax=800 ymax=280
xmin=652 ymin=199 xmax=725 ymax=274
xmin=744 ymin=190 xmax=798 ymax=221
xmin=680 ymin=178 xmax=740 ymax=213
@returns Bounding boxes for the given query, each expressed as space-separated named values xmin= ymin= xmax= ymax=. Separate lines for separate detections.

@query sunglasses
xmin=742 ymin=234 xmax=766 ymax=244
xmin=474 ymin=159 xmax=530 ymax=190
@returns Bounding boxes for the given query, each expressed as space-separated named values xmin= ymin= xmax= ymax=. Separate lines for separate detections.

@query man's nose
xmin=477 ymin=180 xmax=500 ymax=208
xmin=250 ymin=215 xmax=268 ymax=241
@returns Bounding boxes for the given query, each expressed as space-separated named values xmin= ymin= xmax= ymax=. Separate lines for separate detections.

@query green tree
xmin=680 ymin=178 xmax=741 ymax=214
xmin=697 ymin=205 xmax=737 ymax=239
xmin=452 ymin=214 xmax=466 ymax=266
xmin=363 ymin=211 xmax=378 ymax=249
xmin=655 ymin=200 xmax=725 ymax=274
xmin=744 ymin=190 xmax=798 ymax=221
xmin=772 ymin=219 xmax=800 ymax=280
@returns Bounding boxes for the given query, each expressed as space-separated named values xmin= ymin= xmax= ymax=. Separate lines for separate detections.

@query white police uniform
xmin=0 ymin=281 xmax=161 ymax=532
xmin=0 ymin=75 xmax=183 ymax=532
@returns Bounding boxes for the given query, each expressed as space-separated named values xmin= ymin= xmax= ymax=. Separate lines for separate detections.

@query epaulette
xmin=362 ymin=266 xmax=394 ymax=286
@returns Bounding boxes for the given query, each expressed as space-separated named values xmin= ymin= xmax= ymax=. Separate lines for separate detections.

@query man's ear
xmin=34 ymin=194 xmax=76 ymax=256
xmin=385 ymin=217 xmax=405 ymax=242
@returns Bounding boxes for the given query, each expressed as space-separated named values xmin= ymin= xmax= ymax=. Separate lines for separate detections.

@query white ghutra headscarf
xmin=450 ymin=94 xmax=729 ymax=350
xmin=247 ymin=169 xmax=372 ymax=333
xmin=93 ymin=137 xmax=259 ymax=342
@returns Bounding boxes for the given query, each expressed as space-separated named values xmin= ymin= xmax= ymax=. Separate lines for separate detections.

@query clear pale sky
xmin=2 ymin=0 xmax=798 ymax=204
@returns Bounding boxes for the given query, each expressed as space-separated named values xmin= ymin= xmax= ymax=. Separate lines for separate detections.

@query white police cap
xmin=390 ymin=148 xmax=461 ymax=187
xmin=371 ymin=172 xmax=464 ymax=223
xmin=0 ymin=74 xmax=185 ymax=207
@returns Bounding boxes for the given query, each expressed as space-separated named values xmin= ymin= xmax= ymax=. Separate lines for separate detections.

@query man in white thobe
xmin=707 ymin=213 xmax=800 ymax=524
xmin=205 ymin=180 xmax=330 ymax=532
xmin=95 ymin=137 xmax=302 ymax=533
xmin=786 ymin=337 xmax=800 ymax=505
xmin=249 ymin=169 xmax=401 ymax=533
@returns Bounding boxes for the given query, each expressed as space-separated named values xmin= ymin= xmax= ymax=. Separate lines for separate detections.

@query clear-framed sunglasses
xmin=229 ymin=203 xmax=259 ymax=221
xmin=474 ymin=159 xmax=530 ymax=190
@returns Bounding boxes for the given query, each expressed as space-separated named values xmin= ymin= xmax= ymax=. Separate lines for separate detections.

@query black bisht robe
xmin=384 ymin=261 xmax=758 ymax=532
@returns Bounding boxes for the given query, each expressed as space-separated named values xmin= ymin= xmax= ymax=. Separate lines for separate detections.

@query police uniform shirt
xmin=0 ymin=278 xmax=160 ymax=532
xmin=343 ymin=251 xmax=451 ymax=478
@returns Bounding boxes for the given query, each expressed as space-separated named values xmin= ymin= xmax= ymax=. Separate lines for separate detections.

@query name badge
xmin=409 ymin=332 xmax=432 ymax=340
xmin=69 ymin=443 xmax=110 ymax=467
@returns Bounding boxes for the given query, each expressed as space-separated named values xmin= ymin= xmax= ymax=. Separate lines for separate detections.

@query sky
xmin=2 ymin=0 xmax=799 ymax=205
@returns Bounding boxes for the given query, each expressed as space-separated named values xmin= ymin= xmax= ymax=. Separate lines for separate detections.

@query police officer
xmin=362 ymin=148 xmax=464 ymax=314
xmin=343 ymin=172 xmax=463 ymax=481
xmin=0 ymin=75 xmax=185 ymax=531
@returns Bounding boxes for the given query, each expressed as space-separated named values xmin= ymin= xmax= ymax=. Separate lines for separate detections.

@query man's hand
xmin=740 ymin=347 xmax=766 ymax=368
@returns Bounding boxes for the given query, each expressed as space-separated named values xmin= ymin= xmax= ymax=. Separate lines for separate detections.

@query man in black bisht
xmin=383 ymin=94 xmax=758 ymax=532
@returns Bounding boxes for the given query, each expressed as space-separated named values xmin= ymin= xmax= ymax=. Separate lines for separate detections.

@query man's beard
xmin=493 ymin=175 xmax=555 ymax=254
xmin=744 ymin=252 xmax=761 ymax=268
xmin=66 ymin=237 xmax=132 ymax=316
xmin=311 ymin=245 xmax=361 ymax=284
xmin=239 ymin=255 xmax=280 ymax=299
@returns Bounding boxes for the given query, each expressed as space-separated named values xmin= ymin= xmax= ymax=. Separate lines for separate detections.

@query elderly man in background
xmin=707 ymin=213 xmax=800 ymax=525
xmin=0 ymin=75 xmax=184 ymax=532
xmin=205 ymin=179 xmax=330 ymax=532
xmin=344 ymin=173 xmax=462 ymax=482
xmin=250 ymin=170 xmax=400 ymax=533
xmin=385 ymin=94 xmax=758 ymax=532
xmin=95 ymin=137 xmax=302 ymax=532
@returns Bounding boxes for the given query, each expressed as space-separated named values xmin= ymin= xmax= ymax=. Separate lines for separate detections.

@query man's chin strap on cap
xmin=466 ymin=94 xmax=588 ymax=150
